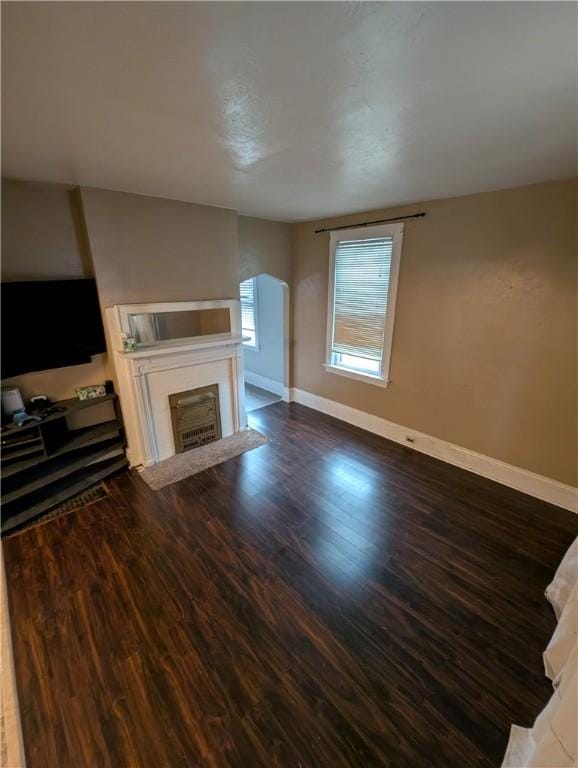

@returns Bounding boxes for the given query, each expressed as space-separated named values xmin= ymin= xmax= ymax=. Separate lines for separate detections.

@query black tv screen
xmin=1 ymin=279 xmax=107 ymax=379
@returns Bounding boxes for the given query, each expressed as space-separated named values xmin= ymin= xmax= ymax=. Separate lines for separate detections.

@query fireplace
xmin=169 ymin=385 xmax=221 ymax=453
xmin=105 ymin=299 xmax=247 ymax=467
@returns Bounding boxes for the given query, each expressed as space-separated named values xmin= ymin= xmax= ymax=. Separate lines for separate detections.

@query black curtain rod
xmin=314 ymin=211 xmax=426 ymax=234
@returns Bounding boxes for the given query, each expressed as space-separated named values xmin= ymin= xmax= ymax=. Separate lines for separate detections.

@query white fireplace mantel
xmin=106 ymin=300 xmax=247 ymax=468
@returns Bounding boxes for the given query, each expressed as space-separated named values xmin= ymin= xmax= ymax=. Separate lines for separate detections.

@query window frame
xmin=324 ymin=222 xmax=404 ymax=388
xmin=240 ymin=276 xmax=259 ymax=349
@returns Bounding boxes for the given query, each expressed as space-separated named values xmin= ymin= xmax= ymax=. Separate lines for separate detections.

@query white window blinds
xmin=240 ymin=278 xmax=256 ymax=345
xmin=331 ymin=235 xmax=393 ymax=361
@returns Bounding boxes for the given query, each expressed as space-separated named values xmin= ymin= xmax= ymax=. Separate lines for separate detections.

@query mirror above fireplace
xmin=128 ymin=308 xmax=231 ymax=346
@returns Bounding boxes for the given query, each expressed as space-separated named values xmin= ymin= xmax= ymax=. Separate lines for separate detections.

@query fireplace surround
xmin=106 ymin=300 xmax=246 ymax=467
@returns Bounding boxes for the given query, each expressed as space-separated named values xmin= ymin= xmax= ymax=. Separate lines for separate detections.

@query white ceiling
xmin=2 ymin=2 xmax=576 ymax=221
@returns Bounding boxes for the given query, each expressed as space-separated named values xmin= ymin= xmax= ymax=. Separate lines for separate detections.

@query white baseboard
xmin=289 ymin=388 xmax=578 ymax=513
xmin=245 ymin=371 xmax=289 ymax=401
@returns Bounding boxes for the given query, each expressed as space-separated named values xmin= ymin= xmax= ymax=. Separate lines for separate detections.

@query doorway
xmin=240 ymin=273 xmax=289 ymax=413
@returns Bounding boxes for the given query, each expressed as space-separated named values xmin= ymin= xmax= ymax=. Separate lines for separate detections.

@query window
xmin=240 ymin=277 xmax=258 ymax=347
xmin=325 ymin=223 xmax=403 ymax=387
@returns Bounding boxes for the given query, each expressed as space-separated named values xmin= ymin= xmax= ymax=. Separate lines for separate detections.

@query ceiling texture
xmin=2 ymin=2 xmax=576 ymax=221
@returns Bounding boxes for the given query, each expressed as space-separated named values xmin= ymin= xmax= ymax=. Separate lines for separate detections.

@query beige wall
xmin=239 ymin=215 xmax=292 ymax=284
xmin=80 ymin=188 xmax=239 ymax=308
xmin=1 ymin=179 xmax=108 ymax=400
xmin=292 ymin=178 xmax=577 ymax=486
xmin=5 ymin=176 xmax=574 ymax=485
xmin=2 ymin=183 xmax=290 ymax=403
xmin=1 ymin=354 xmax=110 ymax=403
xmin=1 ymin=178 xmax=92 ymax=281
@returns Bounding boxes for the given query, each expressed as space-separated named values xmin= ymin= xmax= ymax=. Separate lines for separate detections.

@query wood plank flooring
xmin=245 ymin=383 xmax=282 ymax=413
xmin=3 ymin=402 xmax=577 ymax=768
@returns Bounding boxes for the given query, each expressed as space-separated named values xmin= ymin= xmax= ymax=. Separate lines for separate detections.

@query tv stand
xmin=1 ymin=394 xmax=127 ymax=533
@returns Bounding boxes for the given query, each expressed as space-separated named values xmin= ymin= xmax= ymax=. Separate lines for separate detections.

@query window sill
xmin=242 ymin=335 xmax=259 ymax=350
xmin=323 ymin=363 xmax=390 ymax=389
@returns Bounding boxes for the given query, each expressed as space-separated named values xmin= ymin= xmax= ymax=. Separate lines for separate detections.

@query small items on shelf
xmin=1 ymin=392 xmax=127 ymax=533
xmin=121 ymin=333 xmax=137 ymax=352
xmin=76 ymin=384 xmax=107 ymax=401
xmin=0 ymin=385 xmax=42 ymax=427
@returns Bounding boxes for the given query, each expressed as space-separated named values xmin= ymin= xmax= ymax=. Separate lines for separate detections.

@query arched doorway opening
xmin=239 ymin=273 xmax=289 ymax=414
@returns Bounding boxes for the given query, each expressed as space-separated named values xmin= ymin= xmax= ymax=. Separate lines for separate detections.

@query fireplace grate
xmin=181 ymin=422 xmax=219 ymax=451
xmin=169 ymin=385 xmax=221 ymax=454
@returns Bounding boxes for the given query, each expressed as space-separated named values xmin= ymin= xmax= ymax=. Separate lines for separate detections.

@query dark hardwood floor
xmin=3 ymin=402 xmax=577 ymax=768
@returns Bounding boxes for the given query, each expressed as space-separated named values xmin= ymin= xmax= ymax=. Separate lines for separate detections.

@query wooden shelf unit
xmin=1 ymin=394 xmax=127 ymax=533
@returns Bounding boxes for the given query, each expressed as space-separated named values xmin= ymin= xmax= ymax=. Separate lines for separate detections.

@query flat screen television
xmin=1 ymin=279 xmax=107 ymax=379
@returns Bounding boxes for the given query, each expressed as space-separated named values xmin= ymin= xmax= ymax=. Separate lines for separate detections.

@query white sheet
xmin=502 ymin=537 xmax=578 ymax=768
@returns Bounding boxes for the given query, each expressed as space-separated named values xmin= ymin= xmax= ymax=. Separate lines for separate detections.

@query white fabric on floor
xmin=501 ymin=537 xmax=578 ymax=768
xmin=544 ymin=586 xmax=577 ymax=685
xmin=545 ymin=537 xmax=578 ymax=619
